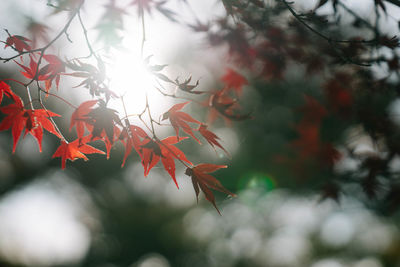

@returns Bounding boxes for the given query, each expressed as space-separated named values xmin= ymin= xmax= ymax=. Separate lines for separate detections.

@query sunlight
xmin=108 ymin=52 xmax=156 ymax=115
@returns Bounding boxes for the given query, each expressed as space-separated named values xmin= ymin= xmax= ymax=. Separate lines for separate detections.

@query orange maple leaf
xmin=52 ymin=135 xmax=105 ymax=169
xmin=139 ymin=136 xmax=192 ymax=188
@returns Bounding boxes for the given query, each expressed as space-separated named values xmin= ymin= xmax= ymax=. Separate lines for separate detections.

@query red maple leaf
xmin=221 ymin=68 xmax=247 ymax=96
xmin=94 ymin=125 xmax=122 ymax=159
xmin=198 ymin=124 xmax=229 ymax=156
xmin=207 ymin=88 xmax=251 ymax=124
xmin=185 ymin=163 xmax=235 ymax=214
xmin=0 ymin=99 xmax=61 ymax=152
xmin=0 ymin=81 xmax=18 ymax=104
xmin=52 ymin=135 xmax=105 ymax=169
xmin=139 ymin=136 xmax=192 ymax=188
xmin=70 ymin=100 xmax=98 ymax=139
xmin=5 ymin=35 xmax=31 ymax=52
xmin=15 ymin=55 xmax=50 ymax=81
xmin=120 ymin=123 xmax=148 ymax=167
xmin=162 ymin=102 xmax=201 ymax=143
xmin=42 ymin=54 xmax=66 ymax=92
xmin=71 ymin=100 xmax=125 ymax=159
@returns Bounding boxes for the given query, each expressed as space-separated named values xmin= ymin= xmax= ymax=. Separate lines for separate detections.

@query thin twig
xmin=141 ymin=13 xmax=146 ymax=57
xmin=77 ymin=9 xmax=97 ymax=59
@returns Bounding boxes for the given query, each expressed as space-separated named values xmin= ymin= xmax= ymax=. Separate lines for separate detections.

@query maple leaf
xmin=70 ymin=100 xmax=98 ymax=139
xmin=42 ymin=54 xmax=66 ymax=92
xmin=95 ymin=0 xmax=127 ymax=46
xmin=207 ymin=88 xmax=251 ymax=124
xmin=66 ymin=58 xmax=116 ymax=99
xmin=185 ymin=163 xmax=235 ymax=214
xmin=71 ymin=100 xmax=124 ymax=159
xmin=175 ymin=76 xmax=205 ymax=94
xmin=139 ymin=136 xmax=192 ymax=188
xmin=83 ymin=100 xmax=121 ymax=143
xmin=5 ymin=35 xmax=31 ymax=52
xmin=0 ymin=81 xmax=18 ymax=104
xmin=198 ymin=124 xmax=229 ymax=156
xmin=162 ymin=102 xmax=201 ymax=143
xmin=143 ymin=56 xmax=174 ymax=84
xmin=52 ymin=135 xmax=105 ymax=169
xmin=221 ymin=68 xmax=247 ymax=96
xmin=0 ymin=99 xmax=61 ymax=152
xmin=101 ymin=125 xmax=122 ymax=159
xmin=120 ymin=123 xmax=148 ymax=167
xmin=15 ymin=55 xmax=50 ymax=81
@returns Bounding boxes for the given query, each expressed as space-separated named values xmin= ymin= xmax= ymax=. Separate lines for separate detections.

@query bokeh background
xmin=0 ymin=0 xmax=400 ymax=266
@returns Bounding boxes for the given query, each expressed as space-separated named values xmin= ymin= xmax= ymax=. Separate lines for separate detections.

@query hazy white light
xmin=163 ymin=175 xmax=197 ymax=209
xmin=355 ymin=224 xmax=395 ymax=253
xmin=311 ymin=259 xmax=344 ymax=267
xmin=269 ymin=198 xmax=319 ymax=234
xmin=260 ymin=232 xmax=311 ymax=266
xmin=353 ymin=258 xmax=383 ymax=267
xmin=135 ymin=253 xmax=170 ymax=267
xmin=124 ymin=163 xmax=167 ymax=203
xmin=229 ymin=227 xmax=262 ymax=258
xmin=183 ymin=208 xmax=218 ymax=242
xmin=0 ymin=182 xmax=90 ymax=266
xmin=108 ymin=52 xmax=156 ymax=114
xmin=320 ymin=213 xmax=355 ymax=247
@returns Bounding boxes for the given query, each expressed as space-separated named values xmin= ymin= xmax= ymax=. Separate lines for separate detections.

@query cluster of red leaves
xmin=3 ymin=0 xmax=399 ymax=213
xmin=68 ymin=99 xmax=234 ymax=210
xmin=0 ymin=47 xmax=244 ymax=212
xmin=0 ymin=0 xmax=269 ymax=213
xmin=0 ymin=82 xmax=61 ymax=153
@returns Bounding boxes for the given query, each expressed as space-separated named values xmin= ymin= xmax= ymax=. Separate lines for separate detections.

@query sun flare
xmin=108 ymin=52 xmax=157 ymax=114
xmin=107 ymin=50 xmax=174 ymax=123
